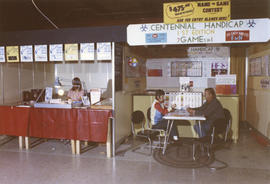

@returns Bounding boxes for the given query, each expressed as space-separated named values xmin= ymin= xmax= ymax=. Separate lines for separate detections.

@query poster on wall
xmin=97 ymin=42 xmax=111 ymax=60
xmin=64 ymin=43 xmax=78 ymax=61
xmin=211 ymin=61 xmax=228 ymax=76
xmin=0 ymin=46 xmax=5 ymax=62
xmin=80 ymin=43 xmax=94 ymax=60
xmin=147 ymin=64 xmax=163 ymax=77
xmin=125 ymin=56 xmax=140 ymax=78
xmin=20 ymin=45 xmax=33 ymax=62
xmin=34 ymin=45 xmax=48 ymax=62
xmin=171 ymin=61 xmax=202 ymax=77
xmin=49 ymin=44 xmax=63 ymax=61
xmin=255 ymin=57 xmax=262 ymax=76
xmin=262 ymin=55 xmax=269 ymax=76
xmin=6 ymin=46 xmax=19 ymax=62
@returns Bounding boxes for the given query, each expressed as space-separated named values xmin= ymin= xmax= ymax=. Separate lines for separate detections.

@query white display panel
xmin=34 ymin=45 xmax=48 ymax=62
xmin=49 ymin=44 xmax=63 ymax=61
xmin=20 ymin=45 xmax=33 ymax=62
xmin=97 ymin=42 xmax=111 ymax=60
xmin=80 ymin=43 xmax=94 ymax=60
xmin=0 ymin=46 xmax=5 ymax=62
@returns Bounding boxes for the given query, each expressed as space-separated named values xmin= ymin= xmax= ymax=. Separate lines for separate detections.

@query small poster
xmin=20 ymin=45 xmax=33 ymax=62
xmin=6 ymin=46 xmax=19 ymax=62
xmin=49 ymin=44 xmax=63 ymax=61
xmin=80 ymin=43 xmax=94 ymax=60
xmin=0 ymin=46 xmax=5 ymax=62
xmin=64 ymin=43 xmax=78 ymax=61
xmin=262 ymin=55 xmax=269 ymax=76
xmin=97 ymin=42 xmax=111 ymax=60
xmin=125 ymin=56 xmax=140 ymax=78
xmin=211 ymin=61 xmax=228 ymax=76
xmin=34 ymin=45 xmax=48 ymax=62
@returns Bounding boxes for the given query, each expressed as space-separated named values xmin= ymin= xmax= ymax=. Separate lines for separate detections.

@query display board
xmin=249 ymin=56 xmax=269 ymax=76
xmin=0 ymin=47 xmax=5 ymax=62
xmin=115 ymin=43 xmax=123 ymax=91
xmin=146 ymin=47 xmax=229 ymax=89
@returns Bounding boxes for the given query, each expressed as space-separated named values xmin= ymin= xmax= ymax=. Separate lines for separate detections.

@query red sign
xmin=226 ymin=30 xmax=250 ymax=41
xmin=148 ymin=69 xmax=163 ymax=77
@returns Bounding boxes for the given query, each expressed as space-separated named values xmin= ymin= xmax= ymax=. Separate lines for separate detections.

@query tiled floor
xmin=0 ymin=126 xmax=269 ymax=184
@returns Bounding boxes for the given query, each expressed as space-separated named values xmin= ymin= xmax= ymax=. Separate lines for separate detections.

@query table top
xmin=163 ymin=110 xmax=206 ymax=121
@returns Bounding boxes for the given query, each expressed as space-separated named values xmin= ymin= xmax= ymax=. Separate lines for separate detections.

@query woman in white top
xmin=67 ymin=77 xmax=84 ymax=101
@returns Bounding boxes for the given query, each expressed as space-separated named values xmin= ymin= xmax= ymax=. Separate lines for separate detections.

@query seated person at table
xmin=67 ymin=77 xmax=84 ymax=102
xmin=151 ymin=89 xmax=179 ymax=141
xmin=187 ymin=88 xmax=225 ymax=137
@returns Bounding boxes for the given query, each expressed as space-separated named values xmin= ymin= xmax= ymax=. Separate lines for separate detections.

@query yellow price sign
xmin=164 ymin=0 xmax=230 ymax=24
xmin=64 ymin=43 xmax=78 ymax=61
xmin=6 ymin=46 xmax=19 ymax=62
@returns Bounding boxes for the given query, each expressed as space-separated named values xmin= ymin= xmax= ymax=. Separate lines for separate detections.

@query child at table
xmin=151 ymin=89 xmax=179 ymax=141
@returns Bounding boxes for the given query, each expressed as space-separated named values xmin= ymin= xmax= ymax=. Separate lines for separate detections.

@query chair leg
xmin=149 ymin=138 xmax=153 ymax=155
xmin=192 ymin=143 xmax=196 ymax=161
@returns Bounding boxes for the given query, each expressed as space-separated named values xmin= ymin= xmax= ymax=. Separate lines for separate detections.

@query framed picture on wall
xmin=80 ymin=43 xmax=94 ymax=61
xmin=20 ymin=45 xmax=33 ymax=62
xmin=0 ymin=46 xmax=5 ymax=62
xmin=6 ymin=46 xmax=19 ymax=62
xmin=64 ymin=43 xmax=78 ymax=61
xmin=49 ymin=44 xmax=63 ymax=61
xmin=97 ymin=42 xmax=111 ymax=60
xmin=34 ymin=45 xmax=48 ymax=62
xmin=171 ymin=61 xmax=202 ymax=77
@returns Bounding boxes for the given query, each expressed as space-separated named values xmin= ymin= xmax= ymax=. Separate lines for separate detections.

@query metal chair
xmin=192 ymin=108 xmax=232 ymax=169
xmin=131 ymin=110 xmax=163 ymax=155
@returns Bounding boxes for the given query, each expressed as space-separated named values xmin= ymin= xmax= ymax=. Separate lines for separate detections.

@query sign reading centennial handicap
xmin=127 ymin=18 xmax=270 ymax=46
xmin=163 ymin=0 xmax=230 ymax=24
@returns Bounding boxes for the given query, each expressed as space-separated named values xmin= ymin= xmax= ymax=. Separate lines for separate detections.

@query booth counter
xmin=132 ymin=93 xmax=239 ymax=143
xmin=0 ymin=105 xmax=113 ymax=157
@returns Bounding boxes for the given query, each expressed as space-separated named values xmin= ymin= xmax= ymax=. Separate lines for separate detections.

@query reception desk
xmin=133 ymin=93 xmax=239 ymax=143
xmin=0 ymin=105 xmax=113 ymax=156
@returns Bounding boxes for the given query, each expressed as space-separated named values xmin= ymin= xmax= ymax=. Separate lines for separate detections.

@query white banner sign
xmin=127 ymin=18 xmax=270 ymax=45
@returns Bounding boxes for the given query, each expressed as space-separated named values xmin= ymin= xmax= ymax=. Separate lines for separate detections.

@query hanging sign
xmin=0 ymin=47 xmax=5 ymax=62
xmin=64 ymin=43 xmax=78 ymax=61
xmin=127 ymin=18 xmax=270 ymax=46
xmin=163 ymin=0 xmax=230 ymax=24
xmin=49 ymin=44 xmax=63 ymax=61
xmin=35 ymin=45 xmax=48 ymax=62
xmin=6 ymin=46 xmax=19 ymax=62
xmin=20 ymin=45 xmax=33 ymax=62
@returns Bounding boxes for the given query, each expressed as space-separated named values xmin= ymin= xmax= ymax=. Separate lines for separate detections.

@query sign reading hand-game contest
xmin=163 ymin=0 xmax=230 ymax=24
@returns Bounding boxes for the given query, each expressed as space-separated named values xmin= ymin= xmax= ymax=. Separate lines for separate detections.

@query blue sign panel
xmin=145 ymin=33 xmax=167 ymax=43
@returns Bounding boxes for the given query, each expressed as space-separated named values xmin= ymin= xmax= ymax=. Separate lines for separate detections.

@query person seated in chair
xmin=67 ymin=77 xmax=85 ymax=102
xmin=187 ymin=88 xmax=225 ymax=137
xmin=151 ymin=89 xmax=179 ymax=141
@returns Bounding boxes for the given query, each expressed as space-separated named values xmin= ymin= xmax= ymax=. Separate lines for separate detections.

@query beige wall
xmin=114 ymin=44 xmax=147 ymax=145
xmin=230 ymin=47 xmax=246 ymax=121
xmin=0 ymin=63 xmax=54 ymax=105
xmin=247 ymin=42 xmax=270 ymax=139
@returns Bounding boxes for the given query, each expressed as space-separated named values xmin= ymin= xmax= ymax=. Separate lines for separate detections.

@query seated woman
xmin=67 ymin=77 xmax=84 ymax=102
